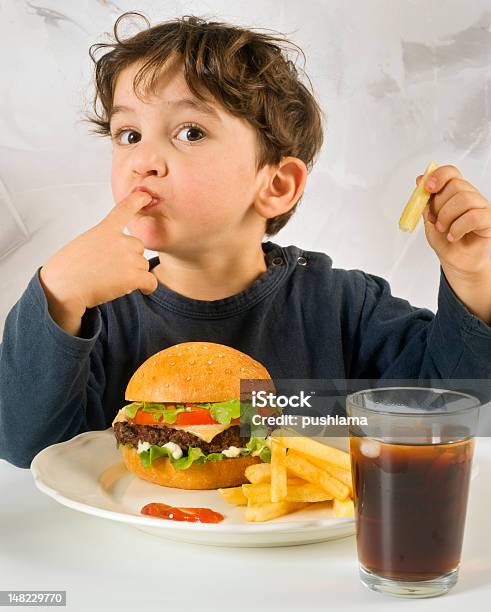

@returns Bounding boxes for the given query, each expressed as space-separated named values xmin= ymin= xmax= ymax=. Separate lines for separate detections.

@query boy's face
xmin=110 ymin=59 xmax=269 ymax=256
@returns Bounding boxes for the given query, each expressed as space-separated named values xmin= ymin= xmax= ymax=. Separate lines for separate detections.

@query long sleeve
xmin=349 ymin=266 xmax=491 ymax=400
xmin=0 ymin=268 xmax=106 ymax=468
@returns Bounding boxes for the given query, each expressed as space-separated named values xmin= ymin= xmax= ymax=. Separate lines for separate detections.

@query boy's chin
xmin=127 ymin=224 xmax=171 ymax=253
xmin=141 ymin=239 xmax=171 ymax=254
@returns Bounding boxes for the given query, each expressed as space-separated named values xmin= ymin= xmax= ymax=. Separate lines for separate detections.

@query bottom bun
xmin=120 ymin=445 xmax=262 ymax=489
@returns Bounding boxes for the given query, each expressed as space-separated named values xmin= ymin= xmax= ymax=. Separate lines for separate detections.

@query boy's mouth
xmin=142 ymin=197 xmax=161 ymax=209
xmin=132 ymin=186 xmax=163 ymax=210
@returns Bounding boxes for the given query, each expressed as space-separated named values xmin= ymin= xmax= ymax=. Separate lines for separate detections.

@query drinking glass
xmin=346 ymin=387 xmax=480 ymax=598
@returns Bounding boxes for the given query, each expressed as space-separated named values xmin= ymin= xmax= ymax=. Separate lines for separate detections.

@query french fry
xmin=244 ymin=462 xmax=272 ymax=484
xmin=270 ymin=439 xmax=287 ymax=502
xmin=284 ymin=484 xmax=333 ymax=503
xmin=245 ymin=501 xmax=308 ymax=522
xmin=323 ymin=464 xmax=352 ymax=492
xmin=273 ymin=434 xmax=350 ymax=471
xmin=399 ymin=160 xmax=438 ymax=232
xmin=244 ymin=462 xmax=304 ymax=485
xmin=245 ymin=463 xmax=294 ymax=484
xmin=218 ymin=486 xmax=247 ymax=506
xmin=242 ymin=483 xmax=333 ymax=504
xmin=291 ymin=450 xmax=353 ymax=495
xmin=333 ymin=497 xmax=355 ymax=518
xmin=285 ymin=454 xmax=350 ymax=500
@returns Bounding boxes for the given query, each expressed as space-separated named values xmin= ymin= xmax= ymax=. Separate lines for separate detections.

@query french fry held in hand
xmin=242 ymin=482 xmax=333 ymax=504
xmin=270 ymin=438 xmax=288 ymax=502
xmin=399 ymin=160 xmax=438 ymax=232
xmin=271 ymin=432 xmax=351 ymax=471
xmin=245 ymin=501 xmax=309 ymax=523
xmin=285 ymin=453 xmax=350 ymax=501
xmin=218 ymin=486 xmax=247 ymax=506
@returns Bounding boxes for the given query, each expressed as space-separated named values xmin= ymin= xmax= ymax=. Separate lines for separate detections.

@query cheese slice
xmin=111 ymin=408 xmax=230 ymax=443
xmin=167 ymin=423 xmax=230 ymax=443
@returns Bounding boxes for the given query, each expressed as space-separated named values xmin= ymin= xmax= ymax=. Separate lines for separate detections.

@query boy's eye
xmin=176 ymin=124 xmax=206 ymax=143
xmin=113 ymin=129 xmax=140 ymax=145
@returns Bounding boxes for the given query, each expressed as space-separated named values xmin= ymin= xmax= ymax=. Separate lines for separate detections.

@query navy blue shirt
xmin=1 ymin=241 xmax=490 ymax=468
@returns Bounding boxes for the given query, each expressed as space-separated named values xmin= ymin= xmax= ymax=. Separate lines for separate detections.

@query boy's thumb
xmin=139 ymin=272 xmax=159 ymax=296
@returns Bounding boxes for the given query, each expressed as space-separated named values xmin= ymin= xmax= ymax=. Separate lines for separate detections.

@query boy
xmin=0 ymin=13 xmax=490 ymax=468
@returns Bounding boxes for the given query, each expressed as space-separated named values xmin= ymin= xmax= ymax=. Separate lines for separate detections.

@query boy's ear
xmin=254 ymin=157 xmax=308 ymax=220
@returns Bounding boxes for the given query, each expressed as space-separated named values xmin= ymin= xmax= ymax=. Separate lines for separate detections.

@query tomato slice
xmin=175 ymin=407 xmax=216 ymax=426
xmin=130 ymin=410 xmax=166 ymax=426
xmin=129 ymin=404 xmax=241 ymax=427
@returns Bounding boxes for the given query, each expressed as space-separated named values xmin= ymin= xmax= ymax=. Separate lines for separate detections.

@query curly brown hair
xmin=84 ymin=11 xmax=325 ymax=237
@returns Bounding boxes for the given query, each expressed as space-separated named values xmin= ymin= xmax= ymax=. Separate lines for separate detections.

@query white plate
xmin=31 ymin=428 xmax=355 ymax=547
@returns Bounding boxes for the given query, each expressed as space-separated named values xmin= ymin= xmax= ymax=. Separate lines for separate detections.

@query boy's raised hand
xmin=417 ymin=165 xmax=491 ymax=278
xmin=39 ymin=190 xmax=159 ymax=334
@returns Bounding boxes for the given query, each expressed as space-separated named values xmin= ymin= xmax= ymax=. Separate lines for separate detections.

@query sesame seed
xmin=165 ymin=383 xmax=170 ymax=387
xmin=170 ymin=362 xmax=175 ymax=366
xmin=186 ymin=376 xmax=191 ymax=381
xmin=240 ymin=367 xmax=246 ymax=371
xmin=207 ymin=360 xmax=213 ymax=365
xmin=218 ymin=353 xmax=224 ymax=358
xmin=189 ymin=360 xmax=195 ymax=365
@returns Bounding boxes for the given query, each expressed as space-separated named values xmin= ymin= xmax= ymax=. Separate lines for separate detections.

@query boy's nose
xmin=131 ymin=144 xmax=168 ymax=178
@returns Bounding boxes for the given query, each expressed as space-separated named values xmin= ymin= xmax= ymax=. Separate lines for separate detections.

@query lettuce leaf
xmin=136 ymin=436 xmax=271 ymax=470
xmin=122 ymin=399 xmax=243 ymax=426
xmin=245 ymin=437 xmax=271 ymax=462
xmin=171 ymin=447 xmax=206 ymax=470
xmin=123 ymin=402 xmax=190 ymax=424
xmin=209 ymin=399 xmax=241 ymax=425
xmin=123 ymin=402 xmax=141 ymax=419
xmin=142 ymin=404 xmax=189 ymax=424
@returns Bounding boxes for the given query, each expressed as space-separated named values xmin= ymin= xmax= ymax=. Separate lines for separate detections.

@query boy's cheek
xmin=110 ymin=175 xmax=126 ymax=203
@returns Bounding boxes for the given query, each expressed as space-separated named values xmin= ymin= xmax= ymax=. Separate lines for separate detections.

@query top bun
xmin=125 ymin=342 xmax=272 ymax=404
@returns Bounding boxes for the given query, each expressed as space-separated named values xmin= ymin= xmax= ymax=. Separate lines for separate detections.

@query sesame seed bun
xmin=125 ymin=341 xmax=271 ymax=403
xmin=120 ymin=445 xmax=262 ymax=489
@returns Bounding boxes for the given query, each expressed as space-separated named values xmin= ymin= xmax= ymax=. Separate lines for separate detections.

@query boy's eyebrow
xmin=109 ymin=98 xmax=221 ymax=123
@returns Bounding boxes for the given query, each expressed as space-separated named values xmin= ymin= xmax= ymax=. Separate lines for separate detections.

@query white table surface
xmin=1 ymin=439 xmax=490 ymax=612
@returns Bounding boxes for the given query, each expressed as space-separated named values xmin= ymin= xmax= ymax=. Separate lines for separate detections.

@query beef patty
xmin=113 ymin=421 xmax=246 ymax=454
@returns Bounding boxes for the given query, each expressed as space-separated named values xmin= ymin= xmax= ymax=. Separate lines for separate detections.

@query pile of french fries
xmin=218 ymin=432 xmax=354 ymax=522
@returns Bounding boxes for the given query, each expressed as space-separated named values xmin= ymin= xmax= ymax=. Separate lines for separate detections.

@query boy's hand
xmin=417 ymin=165 xmax=491 ymax=278
xmin=40 ymin=190 xmax=158 ymax=320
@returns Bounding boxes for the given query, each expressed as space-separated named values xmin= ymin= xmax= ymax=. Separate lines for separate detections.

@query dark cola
xmin=350 ymin=436 xmax=474 ymax=581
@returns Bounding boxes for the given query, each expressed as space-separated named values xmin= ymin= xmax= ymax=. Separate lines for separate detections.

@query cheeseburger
xmin=112 ymin=342 xmax=272 ymax=489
